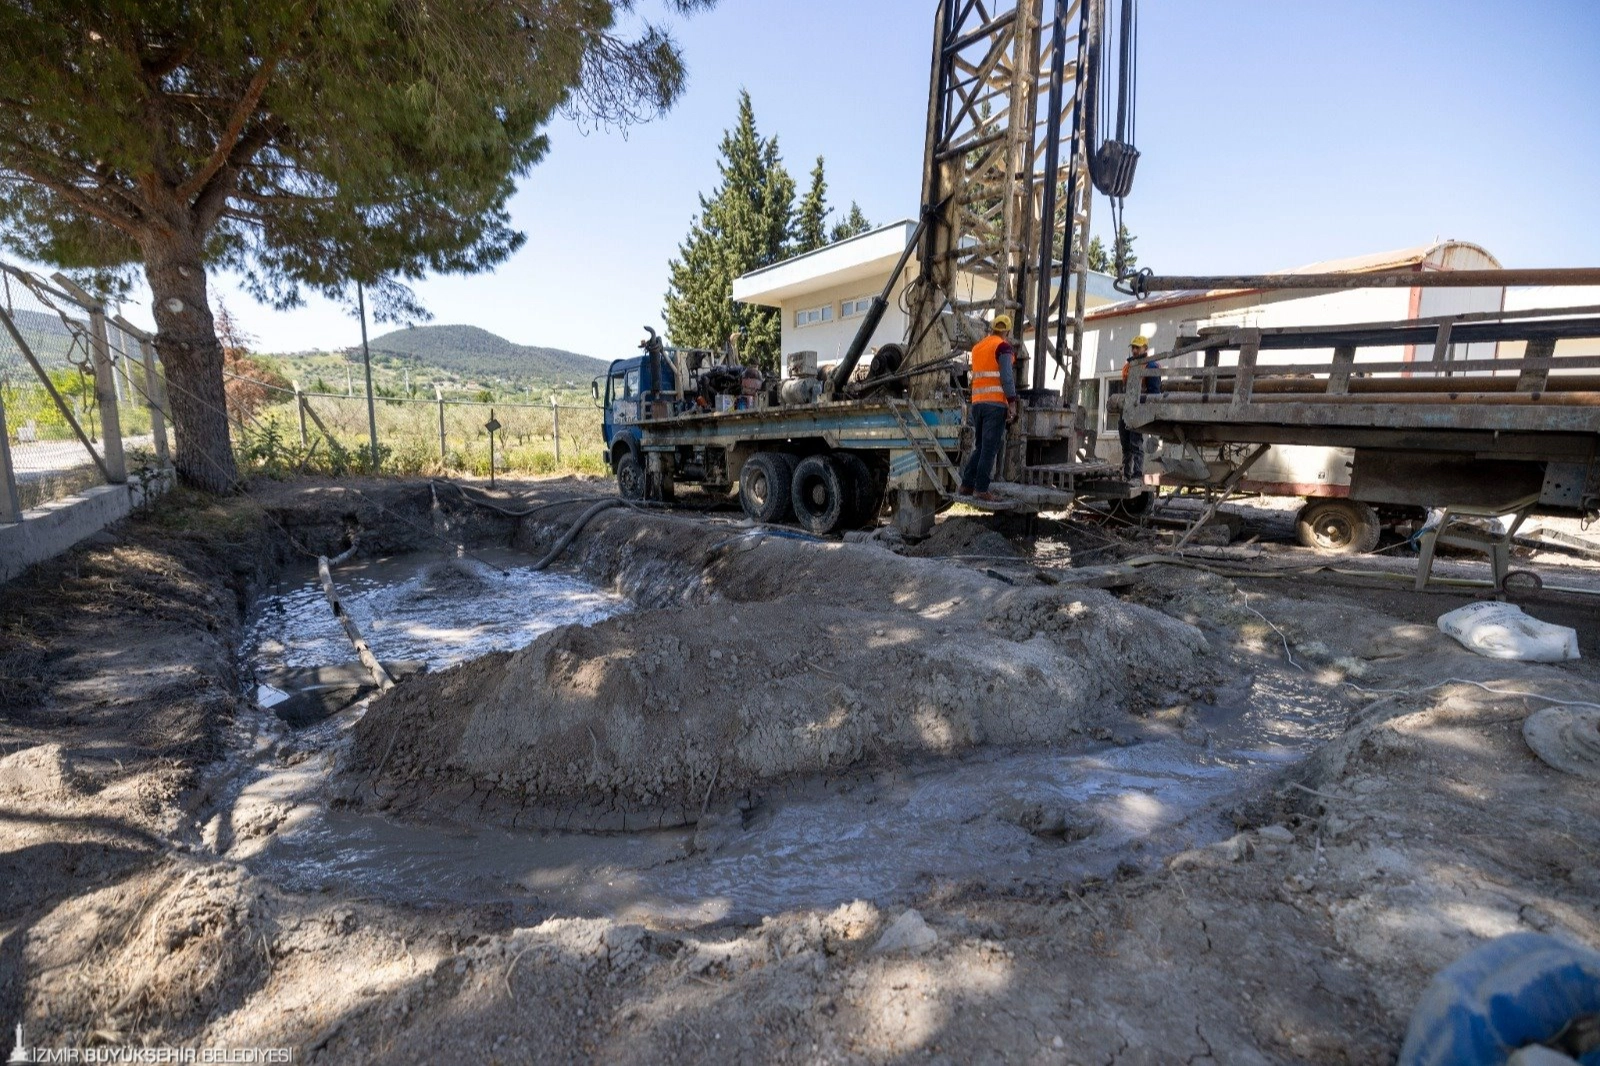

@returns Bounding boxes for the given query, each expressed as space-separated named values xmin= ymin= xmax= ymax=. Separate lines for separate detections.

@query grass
xmin=235 ymin=396 xmax=610 ymax=480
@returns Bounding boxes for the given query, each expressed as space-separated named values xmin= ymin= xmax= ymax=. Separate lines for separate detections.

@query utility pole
xmin=357 ymin=282 xmax=380 ymax=471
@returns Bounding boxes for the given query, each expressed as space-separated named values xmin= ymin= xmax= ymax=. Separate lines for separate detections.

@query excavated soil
xmin=345 ymin=510 xmax=1208 ymax=830
xmin=3 ymin=476 xmax=1599 ymax=1065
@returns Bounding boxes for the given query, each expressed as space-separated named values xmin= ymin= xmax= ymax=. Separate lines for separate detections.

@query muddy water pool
xmin=232 ymin=551 xmax=1347 ymax=927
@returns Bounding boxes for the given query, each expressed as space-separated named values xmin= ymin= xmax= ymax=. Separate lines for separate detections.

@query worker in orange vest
xmin=1119 ymin=335 xmax=1160 ymax=479
xmin=958 ymin=314 xmax=1019 ymax=501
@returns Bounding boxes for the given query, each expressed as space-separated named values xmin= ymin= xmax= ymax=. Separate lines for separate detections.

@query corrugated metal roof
xmin=1087 ymin=239 xmax=1503 ymax=322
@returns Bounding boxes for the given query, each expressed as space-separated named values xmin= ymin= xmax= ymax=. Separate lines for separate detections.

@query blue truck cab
xmin=592 ymin=328 xmax=680 ymax=497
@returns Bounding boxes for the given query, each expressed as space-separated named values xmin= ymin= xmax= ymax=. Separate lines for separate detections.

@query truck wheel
xmin=739 ymin=452 xmax=796 ymax=524
xmin=1295 ymin=498 xmax=1380 ymax=555
xmin=834 ymin=452 xmax=885 ymax=528
xmin=615 ymin=450 xmax=646 ymax=501
xmin=792 ymin=455 xmax=849 ymax=535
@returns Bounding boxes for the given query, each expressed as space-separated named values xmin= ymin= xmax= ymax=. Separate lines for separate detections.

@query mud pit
xmin=238 ymin=511 xmax=1335 ymax=925
xmin=5 ymin=479 xmax=1599 ymax=1064
xmin=346 ymin=520 xmax=1211 ymax=831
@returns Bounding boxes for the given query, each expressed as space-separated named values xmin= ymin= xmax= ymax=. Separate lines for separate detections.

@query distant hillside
xmin=364 ymin=324 xmax=607 ymax=386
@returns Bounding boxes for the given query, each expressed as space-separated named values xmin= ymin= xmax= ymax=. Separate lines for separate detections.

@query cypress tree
xmin=663 ymin=91 xmax=794 ymax=371
xmin=794 ymin=157 xmax=831 ymax=254
xmin=830 ymin=202 xmax=872 ymax=242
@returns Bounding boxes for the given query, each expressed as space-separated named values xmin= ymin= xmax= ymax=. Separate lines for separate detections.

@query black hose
xmin=529 ymin=499 xmax=629 ymax=571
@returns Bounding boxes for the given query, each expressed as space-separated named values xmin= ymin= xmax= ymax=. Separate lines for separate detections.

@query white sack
xmin=1437 ymin=601 xmax=1581 ymax=663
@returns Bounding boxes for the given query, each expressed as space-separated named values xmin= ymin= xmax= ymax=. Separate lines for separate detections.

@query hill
xmin=363 ymin=324 xmax=608 ymax=387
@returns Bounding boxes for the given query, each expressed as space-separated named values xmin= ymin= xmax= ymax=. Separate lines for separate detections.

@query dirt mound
xmin=903 ymin=516 xmax=1022 ymax=560
xmin=347 ymin=510 xmax=1207 ymax=830
xmin=0 ymin=743 xmax=86 ymax=804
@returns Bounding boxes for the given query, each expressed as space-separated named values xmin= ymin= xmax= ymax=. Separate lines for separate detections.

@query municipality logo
xmin=8 ymin=1024 xmax=30 ymax=1064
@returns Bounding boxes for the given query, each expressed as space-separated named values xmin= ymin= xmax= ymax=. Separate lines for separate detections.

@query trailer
xmin=1119 ymin=304 xmax=1600 ymax=578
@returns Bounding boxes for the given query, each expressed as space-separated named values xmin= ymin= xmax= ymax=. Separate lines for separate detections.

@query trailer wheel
xmin=739 ymin=452 xmax=796 ymax=524
xmin=1296 ymin=498 xmax=1380 ymax=555
xmin=615 ymin=450 xmax=646 ymax=501
xmin=791 ymin=454 xmax=849 ymax=535
xmin=834 ymin=452 xmax=886 ymax=528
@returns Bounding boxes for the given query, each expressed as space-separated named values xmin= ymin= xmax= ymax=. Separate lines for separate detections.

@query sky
xmin=102 ymin=0 xmax=1600 ymax=362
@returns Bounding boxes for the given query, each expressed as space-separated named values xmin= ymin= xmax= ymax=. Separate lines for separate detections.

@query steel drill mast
xmin=905 ymin=0 xmax=1100 ymax=403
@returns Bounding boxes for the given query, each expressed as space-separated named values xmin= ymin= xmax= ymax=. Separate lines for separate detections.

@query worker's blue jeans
xmin=962 ymin=402 xmax=1008 ymax=493
xmin=1119 ymin=418 xmax=1145 ymax=480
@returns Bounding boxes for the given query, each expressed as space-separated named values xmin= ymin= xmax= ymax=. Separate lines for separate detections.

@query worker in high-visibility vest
xmin=958 ymin=315 xmax=1019 ymax=501
xmin=1118 ymin=335 xmax=1160 ymax=480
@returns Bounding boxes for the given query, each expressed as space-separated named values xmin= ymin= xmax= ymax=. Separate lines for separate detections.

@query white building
xmin=732 ymin=221 xmax=919 ymax=368
xmin=733 ymin=219 xmax=1123 ymax=371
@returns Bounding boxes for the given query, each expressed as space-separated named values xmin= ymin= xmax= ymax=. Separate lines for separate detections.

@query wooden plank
xmin=1517 ymin=337 xmax=1557 ymax=393
xmin=1327 ymin=345 xmax=1357 ymax=395
xmin=318 ymin=553 xmax=395 ymax=692
xmin=1230 ymin=331 xmax=1261 ymax=410
xmin=1430 ymin=321 xmax=1454 ymax=366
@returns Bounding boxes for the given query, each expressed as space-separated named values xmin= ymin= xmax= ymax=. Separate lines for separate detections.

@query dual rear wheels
xmin=739 ymin=450 xmax=884 ymax=535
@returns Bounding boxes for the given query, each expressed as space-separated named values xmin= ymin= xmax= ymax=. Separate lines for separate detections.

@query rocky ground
xmin=1 ymin=477 xmax=1596 ymax=1064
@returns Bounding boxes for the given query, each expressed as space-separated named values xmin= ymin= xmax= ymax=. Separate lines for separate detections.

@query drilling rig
xmin=597 ymin=0 xmax=1139 ymax=536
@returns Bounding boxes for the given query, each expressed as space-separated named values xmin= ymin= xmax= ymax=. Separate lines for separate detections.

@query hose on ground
xmin=530 ymin=498 xmax=629 ymax=572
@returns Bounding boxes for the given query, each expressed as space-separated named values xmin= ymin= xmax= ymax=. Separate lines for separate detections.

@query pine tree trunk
xmin=143 ymin=234 xmax=238 ymax=493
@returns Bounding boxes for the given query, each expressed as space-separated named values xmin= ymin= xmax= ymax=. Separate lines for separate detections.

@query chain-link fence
xmin=231 ymin=377 xmax=609 ymax=480
xmin=0 ymin=264 xmax=168 ymax=519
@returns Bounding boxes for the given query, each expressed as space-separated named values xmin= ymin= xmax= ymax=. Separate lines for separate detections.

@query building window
xmin=795 ymin=304 xmax=834 ymax=327
xmin=840 ymin=296 xmax=873 ymax=319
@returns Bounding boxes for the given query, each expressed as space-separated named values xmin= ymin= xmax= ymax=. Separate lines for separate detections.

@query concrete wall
xmin=0 ymin=473 xmax=172 ymax=584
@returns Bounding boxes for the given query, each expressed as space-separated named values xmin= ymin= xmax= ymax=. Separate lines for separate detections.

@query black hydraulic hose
xmin=530 ymin=498 xmax=629 ymax=571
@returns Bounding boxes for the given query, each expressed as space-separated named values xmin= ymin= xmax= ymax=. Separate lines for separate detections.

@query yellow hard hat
xmin=1130 ymin=335 xmax=1150 ymax=348
xmin=991 ymin=314 xmax=1013 ymax=334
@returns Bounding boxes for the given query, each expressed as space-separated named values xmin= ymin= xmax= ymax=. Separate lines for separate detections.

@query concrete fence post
xmin=137 ymin=336 xmax=170 ymax=466
xmin=87 ymin=305 xmax=127 ymax=484
xmin=436 ymin=385 xmax=447 ymax=463
xmin=551 ymin=397 xmax=561 ymax=464
xmin=0 ymin=387 xmax=22 ymax=523
xmin=293 ymin=381 xmax=308 ymax=447
xmin=54 ymin=274 xmax=125 ymax=484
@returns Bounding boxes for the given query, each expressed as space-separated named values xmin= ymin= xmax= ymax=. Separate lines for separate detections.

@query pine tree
xmin=0 ymin=1 xmax=713 ymax=492
xmin=830 ymin=202 xmax=872 ymax=243
xmin=1086 ymin=236 xmax=1110 ymax=273
xmin=794 ymin=157 xmax=831 ymax=254
xmin=663 ymin=91 xmax=795 ymax=371
xmin=1113 ymin=224 xmax=1138 ymax=273
xmin=1084 ymin=226 xmax=1137 ymax=274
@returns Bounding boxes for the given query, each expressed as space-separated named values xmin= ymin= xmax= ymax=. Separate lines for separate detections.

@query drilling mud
xmin=345 ymin=510 xmax=1212 ymax=830
xmin=230 ymin=511 xmax=1344 ymax=927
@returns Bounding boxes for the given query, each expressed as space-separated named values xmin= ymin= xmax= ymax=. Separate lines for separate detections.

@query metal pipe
xmin=1031 ymin=0 xmax=1069 ymax=393
xmin=1159 ymin=374 xmax=1600 ymax=395
xmin=357 ymin=282 xmax=380 ymax=470
xmin=1128 ymin=268 xmax=1600 ymax=297
xmin=1154 ymin=391 xmax=1600 ymax=407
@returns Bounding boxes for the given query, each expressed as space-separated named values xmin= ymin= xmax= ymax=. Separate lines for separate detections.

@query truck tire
xmin=1296 ymin=498 xmax=1380 ymax=555
xmin=614 ymin=449 xmax=646 ymax=501
xmin=791 ymin=454 xmax=849 ymax=535
xmin=739 ymin=452 xmax=796 ymax=524
xmin=834 ymin=452 xmax=885 ymax=528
